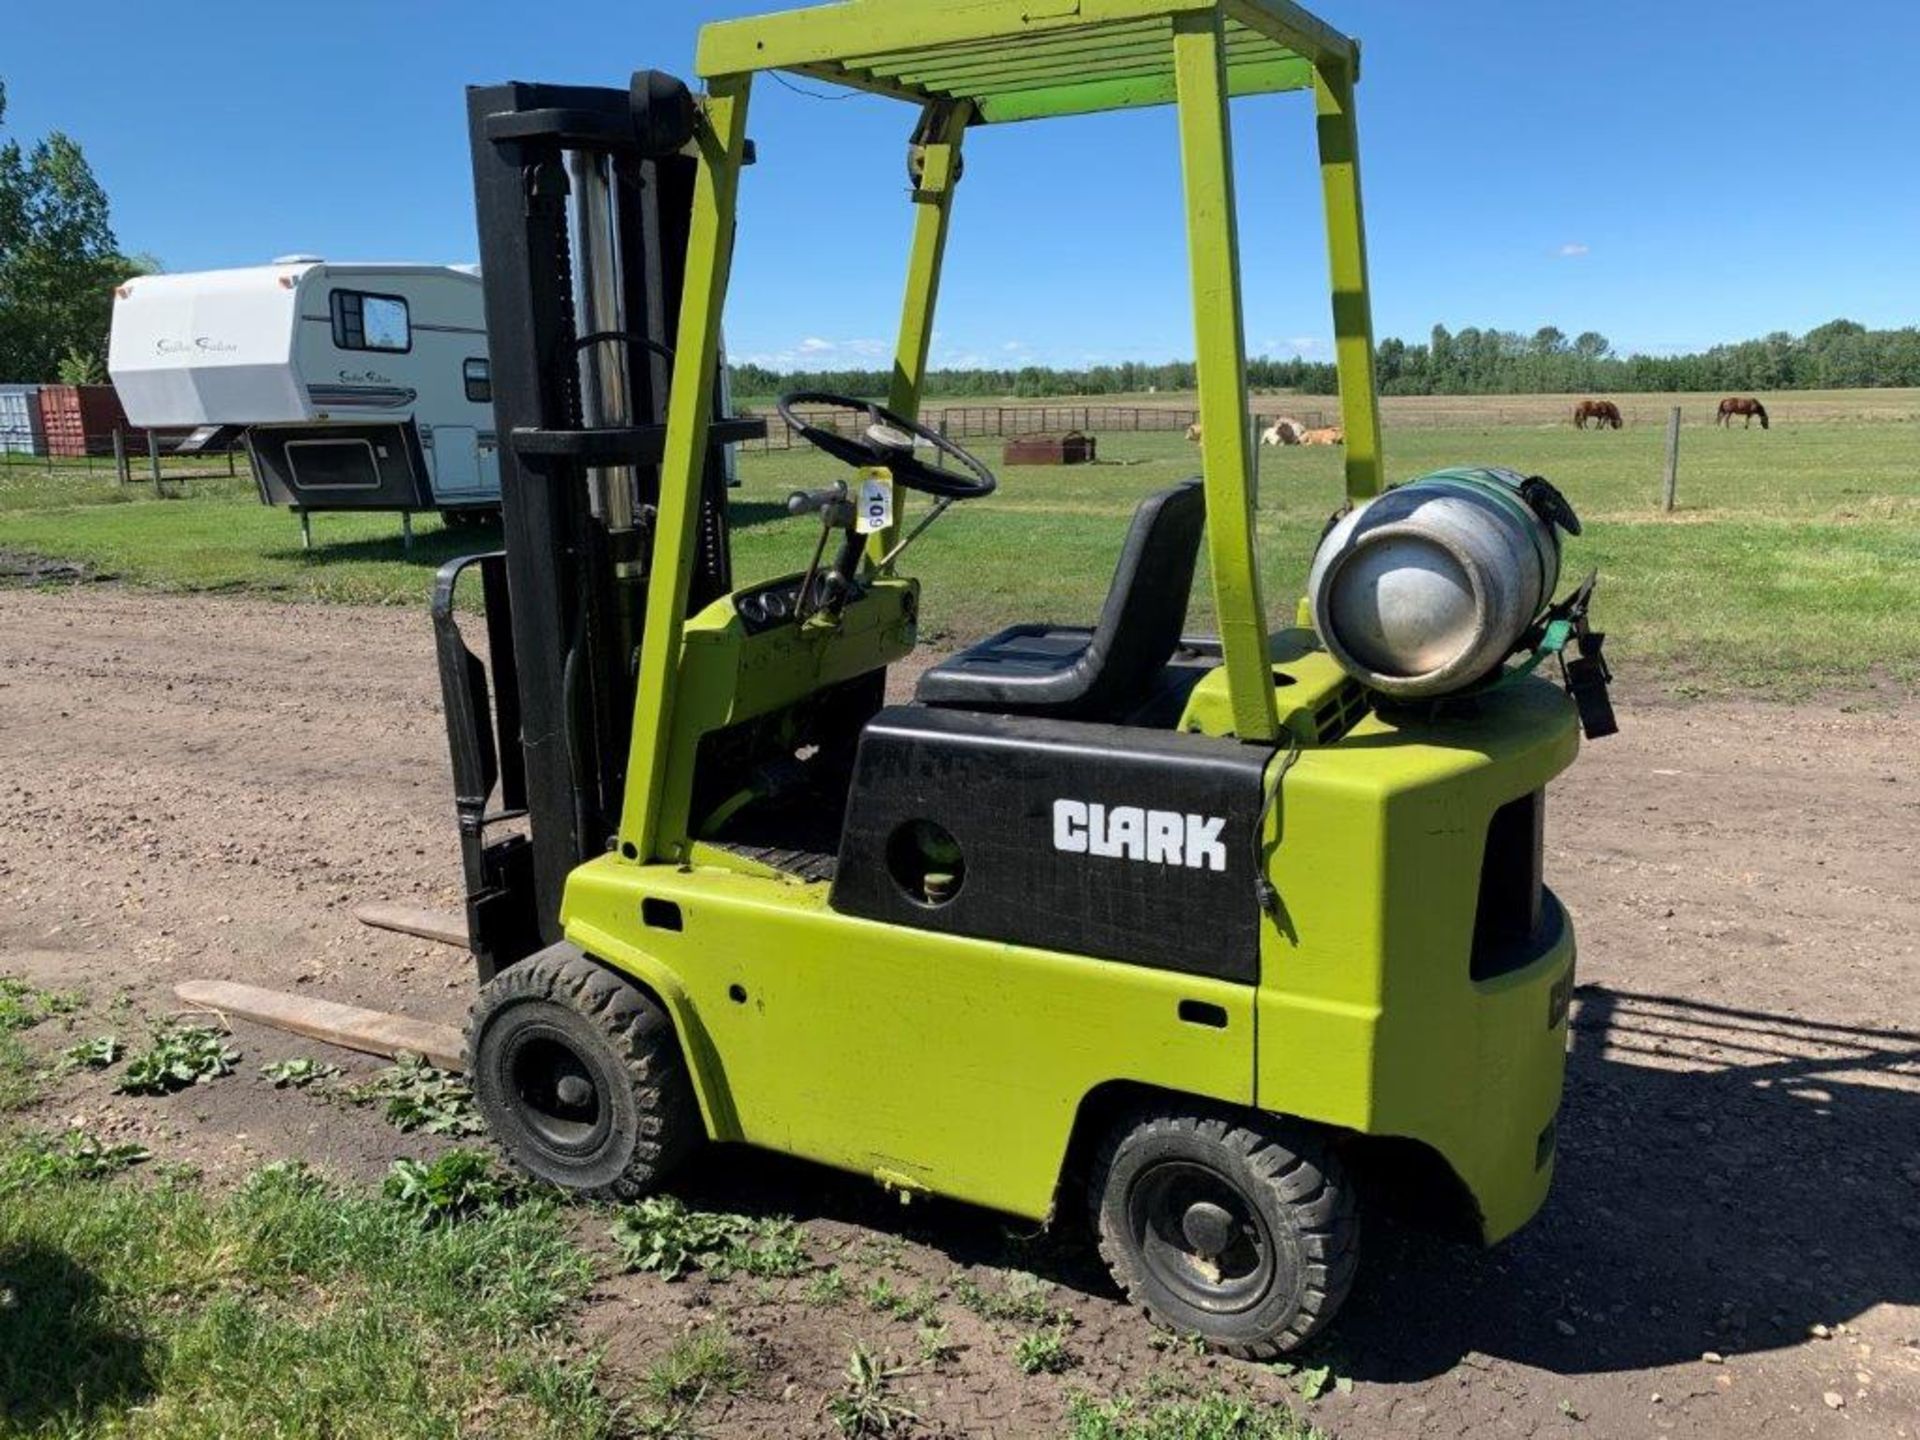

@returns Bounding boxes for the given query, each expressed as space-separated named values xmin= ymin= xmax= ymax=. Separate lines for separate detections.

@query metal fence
xmin=0 ymin=426 xmax=245 ymax=489
xmin=738 ymin=402 xmax=1346 ymax=451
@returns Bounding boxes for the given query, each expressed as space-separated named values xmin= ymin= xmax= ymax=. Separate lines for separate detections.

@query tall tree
xmin=0 ymin=79 xmax=132 ymax=382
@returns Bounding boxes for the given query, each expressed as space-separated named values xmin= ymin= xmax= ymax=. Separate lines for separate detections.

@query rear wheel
xmin=466 ymin=944 xmax=698 ymax=1200
xmin=1089 ymin=1109 xmax=1357 ymax=1357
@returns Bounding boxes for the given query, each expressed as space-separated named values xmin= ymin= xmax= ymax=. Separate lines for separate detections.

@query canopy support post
xmin=875 ymin=101 xmax=971 ymax=561
xmin=1173 ymin=9 xmax=1278 ymax=744
xmin=1314 ymin=59 xmax=1384 ymax=503
xmin=621 ymin=75 xmax=754 ymax=864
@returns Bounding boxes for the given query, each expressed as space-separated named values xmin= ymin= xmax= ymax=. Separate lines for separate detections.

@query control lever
xmin=790 ymin=481 xmax=861 ymax=622
xmin=787 ymin=482 xmax=851 ymax=522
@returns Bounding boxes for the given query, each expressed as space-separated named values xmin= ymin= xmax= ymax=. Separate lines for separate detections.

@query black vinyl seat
xmin=916 ymin=478 xmax=1205 ymax=721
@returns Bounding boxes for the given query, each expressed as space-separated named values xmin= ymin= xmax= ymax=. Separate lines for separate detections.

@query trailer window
xmin=330 ymin=290 xmax=411 ymax=353
xmin=463 ymin=358 xmax=491 ymax=404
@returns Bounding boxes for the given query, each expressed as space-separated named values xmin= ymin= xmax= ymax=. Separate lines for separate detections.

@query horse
xmin=1184 ymin=422 xmax=1203 ymax=443
xmin=1260 ymin=417 xmax=1306 ymax=447
xmin=1718 ymin=397 xmax=1770 ymax=429
xmin=1300 ymin=425 xmax=1345 ymax=446
xmin=1574 ymin=399 xmax=1623 ymax=430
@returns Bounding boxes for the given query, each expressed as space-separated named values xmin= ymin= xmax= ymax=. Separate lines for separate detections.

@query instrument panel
xmin=733 ymin=575 xmax=816 ymax=634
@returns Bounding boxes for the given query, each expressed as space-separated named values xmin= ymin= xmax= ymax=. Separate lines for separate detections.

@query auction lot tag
xmin=856 ymin=469 xmax=895 ymax=534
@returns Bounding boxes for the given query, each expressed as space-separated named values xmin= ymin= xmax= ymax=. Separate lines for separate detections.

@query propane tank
xmin=1307 ymin=466 xmax=1579 ymax=700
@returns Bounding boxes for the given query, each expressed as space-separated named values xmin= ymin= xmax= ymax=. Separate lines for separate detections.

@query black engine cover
xmin=830 ymin=706 xmax=1273 ymax=983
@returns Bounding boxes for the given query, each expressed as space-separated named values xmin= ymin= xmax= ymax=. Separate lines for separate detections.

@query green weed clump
xmin=116 ymin=1024 xmax=238 ymax=1095
xmin=382 ymin=1150 xmax=519 ymax=1225
xmin=609 ymin=1194 xmax=809 ymax=1281
xmin=1065 ymin=1388 xmax=1328 ymax=1440
xmin=347 ymin=1053 xmax=483 ymax=1135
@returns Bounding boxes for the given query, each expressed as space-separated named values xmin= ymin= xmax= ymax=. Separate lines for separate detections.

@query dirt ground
xmin=1 ymin=583 xmax=1915 ymax=1439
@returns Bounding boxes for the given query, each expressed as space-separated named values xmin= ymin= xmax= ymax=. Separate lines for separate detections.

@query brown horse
xmin=1574 ymin=400 xmax=1623 ymax=430
xmin=1718 ymin=397 xmax=1770 ymax=429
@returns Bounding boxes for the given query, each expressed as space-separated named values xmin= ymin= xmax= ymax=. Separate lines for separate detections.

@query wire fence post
xmin=147 ymin=431 xmax=164 ymax=492
xmin=113 ymin=427 xmax=129 ymax=485
xmin=1662 ymin=405 xmax=1682 ymax=512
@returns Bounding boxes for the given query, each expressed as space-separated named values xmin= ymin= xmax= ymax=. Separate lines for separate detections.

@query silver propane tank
xmin=1306 ymin=466 xmax=1581 ymax=700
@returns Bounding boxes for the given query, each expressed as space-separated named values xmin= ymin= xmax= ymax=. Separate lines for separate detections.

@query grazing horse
xmin=1184 ymin=422 xmax=1203 ymax=443
xmin=1718 ymin=397 xmax=1770 ymax=429
xmin=1574 ymin=399 xmax=1623 ymax=430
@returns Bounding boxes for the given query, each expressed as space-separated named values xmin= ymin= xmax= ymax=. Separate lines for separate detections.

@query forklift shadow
xmin=0 ymin=1243 xmax=155 ymax=1427
xmin=728 ymin=499 xmax=798 ymax=531
xmin=1333 ymin=985 xmax=1920 ymax=1381
xmin=263 ymin=529 xmax=493 ymax=569
xmin=670 ymin=1143 xmax=1120 ymax=1297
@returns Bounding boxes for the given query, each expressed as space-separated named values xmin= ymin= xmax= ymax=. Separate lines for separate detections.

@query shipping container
xmin=0 ymin=385 xmax=46 ymax=456
xmin=34 ymin=384 xmax=145 ymax=458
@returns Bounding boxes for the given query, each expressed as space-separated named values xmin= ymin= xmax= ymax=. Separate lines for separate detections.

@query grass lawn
xmin=3 ymin=413 xmax=1916 ymax=696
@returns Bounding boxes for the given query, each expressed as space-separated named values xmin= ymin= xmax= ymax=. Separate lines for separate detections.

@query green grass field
xmin=3 ymin=410 xmax=1915 ymax=696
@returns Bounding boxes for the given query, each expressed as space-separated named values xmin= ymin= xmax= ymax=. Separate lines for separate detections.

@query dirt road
xmin=2 ymin=584 xmax=1915 ymax=1438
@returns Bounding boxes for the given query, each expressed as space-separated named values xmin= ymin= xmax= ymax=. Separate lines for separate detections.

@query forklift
xmin=439 ymin=0 xmax=1614 ymax=1355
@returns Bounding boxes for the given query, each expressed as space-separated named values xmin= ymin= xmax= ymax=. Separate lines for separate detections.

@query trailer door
xmin=430 ymin=425 xmax=485 ymax=497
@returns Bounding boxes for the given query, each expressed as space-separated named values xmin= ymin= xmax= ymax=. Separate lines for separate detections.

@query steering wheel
xmin=776 ymin=391 xmax=997 ymax=500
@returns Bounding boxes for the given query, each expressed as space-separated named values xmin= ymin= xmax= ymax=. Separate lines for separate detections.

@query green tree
xmin=0 ymin=79 xmax=136 ymax=381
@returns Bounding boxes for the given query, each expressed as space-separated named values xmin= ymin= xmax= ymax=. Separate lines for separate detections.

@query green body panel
xmin=1253 ymin=676 xmax=1579 ymax=1240
xmin=562 ymin=859 xmax=1256 ymax=1218
xmin=561 ymin=658 xmax=1578 ymax=1236
xmin=654 ymin=578 xmax=919 ymax=860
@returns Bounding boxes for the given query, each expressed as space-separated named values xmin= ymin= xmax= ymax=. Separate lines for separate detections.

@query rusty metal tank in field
xmin=1003 ymin=431 xmax=1097 ymax=465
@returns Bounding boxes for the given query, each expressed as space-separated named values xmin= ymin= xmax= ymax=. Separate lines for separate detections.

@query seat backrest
xmin=1077 ymin=478 xmax=1206 ymax=711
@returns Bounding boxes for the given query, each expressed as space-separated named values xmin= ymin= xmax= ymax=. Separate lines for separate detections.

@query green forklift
xmin=440 ymin=0 xmax=1615 ymax=1354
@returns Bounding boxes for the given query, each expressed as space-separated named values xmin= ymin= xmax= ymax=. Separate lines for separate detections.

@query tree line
xmin=0 ymin=81 xmax=149 ymax=385
xmin=735 ymin=320 xmax=1920 ymax=400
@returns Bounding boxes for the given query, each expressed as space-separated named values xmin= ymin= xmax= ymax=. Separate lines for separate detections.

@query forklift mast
xmin=436 ymin=76 xmax=764 ymax=976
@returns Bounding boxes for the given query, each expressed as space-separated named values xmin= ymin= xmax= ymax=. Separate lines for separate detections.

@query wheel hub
xmin=1128 ymin=1159 xmax=1277 ymax=1317
xmin=1181 ymin=1200 xmax=1237 ymax=1258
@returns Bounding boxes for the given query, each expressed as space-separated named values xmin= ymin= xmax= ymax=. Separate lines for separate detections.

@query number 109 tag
xmin=856 ymin=470 xmax=895 ymax=534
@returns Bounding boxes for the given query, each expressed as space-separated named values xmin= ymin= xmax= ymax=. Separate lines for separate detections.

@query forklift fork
xmin=432 ymin=552 xmax=540 ymax=979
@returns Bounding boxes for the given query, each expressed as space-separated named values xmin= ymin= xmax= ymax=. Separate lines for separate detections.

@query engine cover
xmin=830 ymin=706 xmax=1274 ymax=983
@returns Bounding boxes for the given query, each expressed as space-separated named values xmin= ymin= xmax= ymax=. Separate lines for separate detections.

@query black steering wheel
xmin=776 ymin=391 xmax=997 ymax=500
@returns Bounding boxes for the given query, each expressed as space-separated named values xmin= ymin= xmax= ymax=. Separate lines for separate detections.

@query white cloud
xmin=1002 ymin=340 xmax=1029 ymax=353
xmin=1558 ymin=242 xmax=1591 ymax=258
xmin=739 ymin=336 xmax=888 ymax=368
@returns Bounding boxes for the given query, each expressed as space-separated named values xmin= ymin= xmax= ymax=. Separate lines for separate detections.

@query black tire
xmin=466 ymin=944 xmax=698 ymax=1200
xmin=1089 ymin=1109 xmax=1358 ymax=1357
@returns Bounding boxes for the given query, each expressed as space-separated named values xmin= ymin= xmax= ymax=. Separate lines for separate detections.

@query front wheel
xmin=1089 ymin=1110 xmax=1358 ymax=1357
xmin=466 ymin=944 xmax=699 ymax=1200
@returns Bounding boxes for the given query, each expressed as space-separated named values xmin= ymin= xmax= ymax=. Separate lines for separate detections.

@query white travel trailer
xmin=109 ymin=259 xmax=499 ymax=542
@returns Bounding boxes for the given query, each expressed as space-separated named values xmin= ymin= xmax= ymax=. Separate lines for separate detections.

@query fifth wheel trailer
xmin=109 ymin=259 xmax=500 ymax=540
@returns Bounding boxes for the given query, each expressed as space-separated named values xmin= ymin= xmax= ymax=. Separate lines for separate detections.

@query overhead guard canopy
xmin=695 ymin=0 xmax=1358 ymax=123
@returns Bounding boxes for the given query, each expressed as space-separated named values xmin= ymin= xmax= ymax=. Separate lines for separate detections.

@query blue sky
xmin=6 ymin=1 xmax=1917 ymax=369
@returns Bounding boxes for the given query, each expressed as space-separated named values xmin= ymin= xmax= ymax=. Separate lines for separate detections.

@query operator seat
xmin=915 ymin=478 xmax=1205 ymax=721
